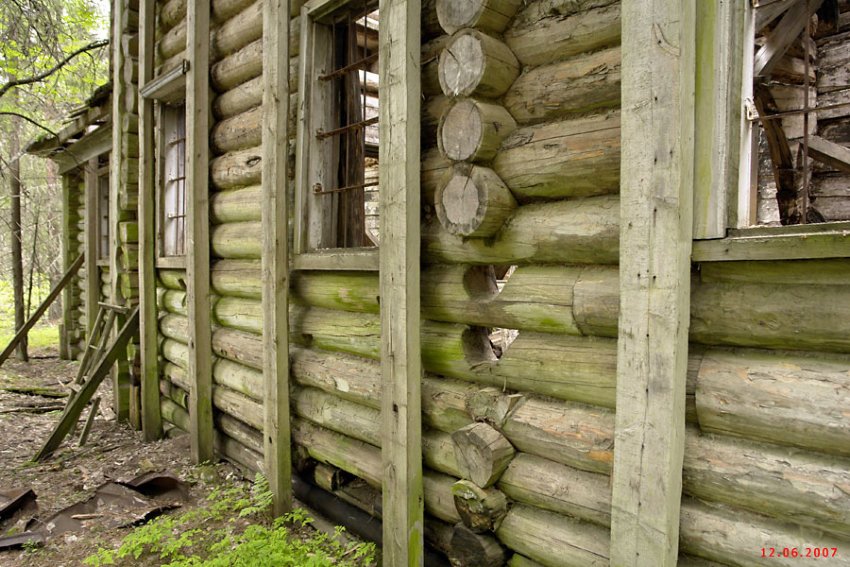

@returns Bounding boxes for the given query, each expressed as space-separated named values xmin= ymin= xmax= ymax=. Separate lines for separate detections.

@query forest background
xmin=0 ymin=0 xmax=110 ymax=355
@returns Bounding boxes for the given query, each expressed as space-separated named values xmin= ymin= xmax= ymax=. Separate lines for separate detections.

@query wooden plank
xmin=292 ymin=249 xmax=379 ymax=271
xmin=0 ymin=255 xmax=85 ymax=367
xmin=54 ymin=127 xmax=113 ymax=174
xmin=262 ymin=0 xmax=293 ymax=516
xmin=692 ymin=0 xmax=745 ymax=239
xmin=60 ymin=175 xmax=74 ymax=359
xmin=754 ymin=0 xmax=824 ymax=77
xmin=84 ymin=159 xmax=100 ymax=336
xmin=692 ymin=228 xmax=850 ymax=261
xmin=806 ymin=135 xmax=850 ymax=173
xmin=34 ymin=307 xmax=139 ymax=461
xmin=138 ymin=0 xmax=162 ymax=440
xmin=611 ymin=0 xmax=695 ymax=565
xmin=186 ymin=0 xmax=214 ymax=463
xmin=379 ymin=1 xmax=423 ymax=565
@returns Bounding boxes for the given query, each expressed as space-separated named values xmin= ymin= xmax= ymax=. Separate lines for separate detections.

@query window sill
xmin=692 ymin=221 xmax=850 ymax=262
xmin=293 ymin=248 xmax=379 ymax=271
xmin=156 ymin=256 xmax=187 ymax=270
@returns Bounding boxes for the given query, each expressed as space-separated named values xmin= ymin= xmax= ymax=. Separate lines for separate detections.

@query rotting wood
xmin=452 ymin=479 xmax=508 ymax=533
xmin=452 ymin=422 xmax=515 ymax=487
xmin=448 ymin=523 xmax=506 ymax=567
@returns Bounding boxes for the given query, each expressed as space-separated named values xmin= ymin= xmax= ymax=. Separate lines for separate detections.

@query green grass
xmin=0 ymin=279 xmax=59 ymax=351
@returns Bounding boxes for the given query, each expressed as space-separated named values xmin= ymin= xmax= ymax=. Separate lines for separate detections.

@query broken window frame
xmin=293 ymin=0 xmax=381 ymax=271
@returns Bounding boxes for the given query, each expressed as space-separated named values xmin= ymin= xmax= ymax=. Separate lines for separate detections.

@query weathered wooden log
xmin=496 ymin=505 xmax=609 ymax=567
xmin=504 ymin=47 xmax=621 ymax=124
xmin=211 ymin=259 xmax=262 ymax=299
xmin=698 ymin=259 xmax=850 ymax=286
xmin=439 ymin=29 xmax=519 ymax=98
xmin=216 ymin=432 xmax=265 ymax=473
xmin=158 ymin=269 xmax=187 ymax=290
xmin=436 ymin=0 xmax=522 ymax=35
xmin=422 ymin=264 xmax=619 ymax=336
xmin=210 ymin=186 xmax=262 ymax=224
xmin=679 ymin=498 xmax=850 ymax=567
xmin=161 ymin=289 xmax=187 ymax=315
xmin=498 ymin=453 xmax=610 ymax=527
xmin=453 ymin=422 xmax=515 ymax=487
xmin=423 ymin=428 xmax=463 ymax=477
xmin=211 ymin=0 xmax=262 ymax=59
xmin=211 ymin=221 xmax=262 ymax=258
xmin=683 ymin=429 xmax=850 ymax=539
xmin=158 ymin=0 xmax=186 ymax=31
xmin=163 ymin=361 xmax=190 ymax=391
xmin=493 ymin=111 xmax=620 ymax=200
xmin=291 ymin=271 xmax=380 ymax=313
xmin=423 ymin=195 xmax=620 ymax=265
xmin=422 ymin=35 xmax=450 ymax=96
xmin=695 ymin=348 xmax=850 ymax=457
xmin=291 ymin=306 xmax=381 ymax=359
xmin=160 ymin=313 xmax=189 ymax=343
xmin=422 ymin=148 xmax=452 ymax=204
xmin=212 ymin=326 xmax=263 ymax=369
xmin=161 ymin=398 xmax=190 ymax=431
xmin=213 ymin=357 xmax=263 ymax=401
xmin=449 ymin=523 xmax=506 ymax=567
xmin=505 ymin=2 xmax=621 ymax=67
xmin=466 ymin=388 xmax=524 ymax=429
xmin=508 ymin=556 xmax=544 ymax=567
xmin=425 ymin=472 xmax=463 ymax=524
xmin=439 ymin=99 xmax=516 ymax=163
xmin=501 ymin=396 xmax=614 ymax=474
xmin=216 ymin=412 xmax=263 ymax=454
xmin=435 ymin=164 xmax=516 ymax=238
xmin=452 ymin=479 xmax=508 ymax=533
xmin=211 ymin=146 xmax=262 ymax=189
xmin=211 ymin=106 xmax=261 ymax=154
xmin=123 ymin=56 xmax=139 ymax=85
xmin=211 ymin=39 xmax=262 ymax=92
xmin=211 ymin=0 xmax=257 ymax=23
xmin=160 ymin=379 xmax=189 ymax=408
xmin=161 ymin=339 xmax=189 ymax=369
xmin=158 ymin=19 xmax=186 ymax=60
xmin=214 ymin=295 xmax=262 ymax=334
xmin=691 ymin=283 xmax=850 ymax=353
xmin=213 ymin=384 xmax=263 ymax=430
xmin=213 ymin=76 xmax=261 ymax=119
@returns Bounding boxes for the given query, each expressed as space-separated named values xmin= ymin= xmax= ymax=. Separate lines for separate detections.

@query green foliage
xmin=0 ymin=279 xmax=57 ymax=348
xmin=83 ymin=474 xmax=376 ymax=567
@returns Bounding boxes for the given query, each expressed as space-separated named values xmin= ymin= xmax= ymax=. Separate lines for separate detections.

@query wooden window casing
xmin=96 ymin=171 xmax=110 ymax=264
xmin=157 ymin=104 xmax=187 ymax=264
xmin=294 ymin=0 xmax=381 ymax=270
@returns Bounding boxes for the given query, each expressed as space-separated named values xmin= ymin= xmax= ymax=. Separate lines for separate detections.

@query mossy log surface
xmin=505 ymin=1 xmax=621 ymax=67
xmin=213 ymin=385 xmax=263 ymax=430
xmin=691 ymin=282 xmax=850 ymax=353
xmin=504 ymin=47 xmax=621 ymax=124
xmin=211 ymin=221 xmax=262 ymax=258
xmin=210 ymin=147 xmax=262 ymax=190
xmin=292 ymin=271 xmax=380 ymax=313
xmin=210 ymin=186 xmax=262 ymax=223
xmin=211 ymin=106 xmax=261 ymax=154
xmin=493 ymin=112 xmax=621 ymax=200
xmin=211 ymin=259 xmax=262 ymax=299
xmin=452 ymin=479 xmax=508 ymax=533
xmin=423 ymin=196 xmax=620 ymax=266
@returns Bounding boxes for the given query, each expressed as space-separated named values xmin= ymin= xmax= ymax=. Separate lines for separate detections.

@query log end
xmin=436 ymin=164 xmax=517 ymax=238
xmin=452 ymin=422 xmax=516 ymax=487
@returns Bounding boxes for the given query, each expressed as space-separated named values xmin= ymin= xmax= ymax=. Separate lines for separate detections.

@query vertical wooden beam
xmin=60 ymin=174 xmax=73 ymax=359
xmin=378 ymin=0 xmax=423 ymax=565
xmin=84 ymin=158 xmax=99 ymax=336
xmin=186 ymin=0 xmax=214 ymax=463
xmin=610 ymin=0 xmax=695 ymax=565
xmin=692 ymin=0 xmax=745 ymax=239
xmin=138 ymin=0 xmax=162 ymax=440
xmin=262 ymin=0 xmax=292 ymax=515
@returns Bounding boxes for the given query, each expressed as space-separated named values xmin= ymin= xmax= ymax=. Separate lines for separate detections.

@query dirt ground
xmin=0 ymin=346 xmax=247 ymax=567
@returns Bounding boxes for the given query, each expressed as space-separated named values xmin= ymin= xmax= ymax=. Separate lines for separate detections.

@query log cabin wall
xmin=66 ymin=173 xmax=87 ymax=360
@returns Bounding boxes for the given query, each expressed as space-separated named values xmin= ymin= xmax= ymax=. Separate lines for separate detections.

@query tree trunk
xmin=10 ymin=131 xmax=27 ymax=361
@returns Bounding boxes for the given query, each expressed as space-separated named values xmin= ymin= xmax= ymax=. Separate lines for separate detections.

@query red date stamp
xmin=762 ymin=547 xmax=839 ymax=559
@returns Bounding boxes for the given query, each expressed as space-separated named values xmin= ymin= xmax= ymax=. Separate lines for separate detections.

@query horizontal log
xmin=213 ymin=76 xmax=261 ymax=119
xmin=504 ymin=46 xmax=621 ymax=124
xmin=161 ymin=289 xmax=187 ymax=315
xmin=158 ymin=0 xmax=186 ymax=31
xmin=453 ymin=422 xmax=515 ymax=487
xmin=161 ymin=398 xmax=190 ymax=431
xmin=214 ymin=357 xmax=263 ymax=401
xmin=421 ymin=264 xmax=619 ymax=336
xmin=211 ymin=0 xmax=262 ymax=59
xmin=210 ymin=185 xmax=262 ymax=223
xmin=291 ymin=271 xmax=380 ymax=313
xmin=695 ymin=348 xmax=850 ymax=457
xmin=683 ymin=429 xmax=850 ymax=539
xmin=211 ymin=106 xmax=261 ymax=154
xmin=436 ymin=0 xmax=523 ymax=35
xmin=435 ymin=164 xmax=517 ymax=238
xmin=216 ymin=412 xmax=263 ymax=454
xmin=439 ymin=29 xmax=519 ymax=98
xmin=691 ymin=282 xmax=850 ymax=352
xmin=452 ymin=479 xmax=508 ymax=533
xmin=422 ymin=148 xmax=452 ymax=204
xmin=213 ymin=384 xmax=263 ymax=430
xmin=422 ymin=36 xmax=451 ymax=96
xmin=211 ymin=259 xmax=262 ymax=299
xmin=211 ymin=39 xmax=262 ymax=93
xmin=214 ymin=295 xmax=262 ymax=334
xmin=160 ymin=313 xmax=189 ymax=343
xmin=439 ymin=98 xmax=516 ymax=163
xmin=505 ymin=2 xmax=621 ymax=67
xmin=211 ymin=221 xmax=263 ymax=259
xmin=448 ymin=523 xmax=507 ymax=566
xmin=157 ymin=269 xmax=187 ymax=291
xmin=698 ymin=258 xmax=850 ymax=285
xmin=423 ymin=195 xmax=620 ymax=265
xmin=212 ymin=326 xmax=263 ymax=369
xmin=158 ymin=19 xmax=185 ymax=61
xmin=498 ymin=453 xmax=611 ymax=527
xmin=216 ymin=432 xmax=265 ymax=473
xmin=210 ymin=147 xmax=262 ymax=191
xmin=496 ymin=505 xmax=609 ymax=567
xmin=493 ymin=111 xmax=620 ymax=200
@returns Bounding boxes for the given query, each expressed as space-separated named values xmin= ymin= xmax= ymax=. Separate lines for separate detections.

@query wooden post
xmin=379 ymin=0 xmax=423 ymax=565
xmin=138 ymin=0 xmax=162 ymax=440
xmin=610 ymin=0 xmax=695 ymax=565
xmin=187 ymin=0 xmax=214 ymax=463
xmin=262 ymin=0 xmax=292 ymax=515
xmin=60 ymin=175 xmax=74 ymax=359
xmin=84 ymin=158 xmax=99 ymax=336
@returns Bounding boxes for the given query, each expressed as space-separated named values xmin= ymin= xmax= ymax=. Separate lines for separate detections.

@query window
xmin=159 ymin=104 xmax=187 ymax=258
xmin=739 ymin=0 xmax=850 ymax=227
xmin=295 ymin=0 xmax=381 ymax=262
xmin=97 ymin=171 xmax=110 ymax=262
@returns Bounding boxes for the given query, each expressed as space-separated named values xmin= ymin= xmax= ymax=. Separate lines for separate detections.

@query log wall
xmin=66 ymin=173 xmax=86 ymax=360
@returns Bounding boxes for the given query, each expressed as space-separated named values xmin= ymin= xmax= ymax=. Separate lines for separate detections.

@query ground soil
xmin=0 ymin=346 xmax=249 ymax=567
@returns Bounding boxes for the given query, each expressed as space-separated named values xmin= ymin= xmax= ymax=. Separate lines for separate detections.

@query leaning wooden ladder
xmin=33 ymin=304 xmax=140 ymax=461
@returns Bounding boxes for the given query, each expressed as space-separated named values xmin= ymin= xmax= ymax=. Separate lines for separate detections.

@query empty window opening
xmin=161 ymin=104 xmax=187 ymax=257
xmin=489 ymin=265 xmax=518 ymax=358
